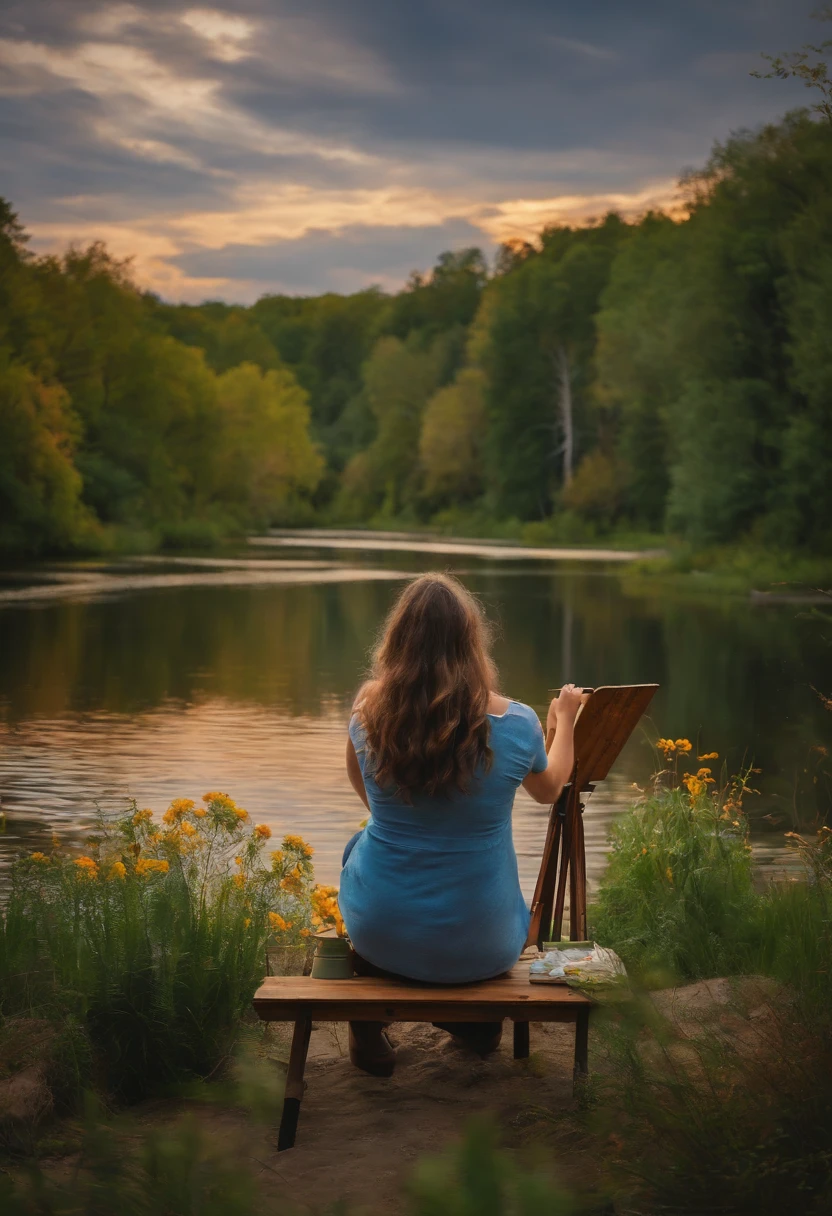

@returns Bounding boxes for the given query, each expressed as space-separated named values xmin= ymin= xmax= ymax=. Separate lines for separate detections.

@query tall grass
xmin=408 ymin=1119 xmax=578 ymax=1216
xmin=587 ymin=740 xmax=832 ymax=1214
xmin=589 ymin=745 xmax=761 ymax=983
xmin=0 ymin=795 xmax=338 ymax=1103
xmin=0 ymin=1099 xmax=261 ymax=1216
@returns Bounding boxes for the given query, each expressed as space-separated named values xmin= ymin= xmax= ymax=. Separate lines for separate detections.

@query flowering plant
xmin=18 ymin=792 xmax=344 ymax=949
xmin=5 ymin=795 xmax=345 ymax=1101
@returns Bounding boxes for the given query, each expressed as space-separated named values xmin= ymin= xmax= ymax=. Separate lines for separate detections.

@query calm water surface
xmin=1 ymin=537 xmax=829 ymax=892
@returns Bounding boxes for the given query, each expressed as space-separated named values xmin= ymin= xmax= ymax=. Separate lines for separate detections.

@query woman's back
xmin=339 ymin=699 xmax=547 ymax=983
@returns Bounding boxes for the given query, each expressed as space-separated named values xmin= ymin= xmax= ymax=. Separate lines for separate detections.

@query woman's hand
xmin=555 ymin=683 xmax=584 ymax=721
xmin=546 ymin=683 xmax=584 ymax=736
xmin=528 ymin=684 xmax=586 ymax=805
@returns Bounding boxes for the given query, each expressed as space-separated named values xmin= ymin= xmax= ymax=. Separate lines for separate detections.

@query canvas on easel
xmin=526 ymin=684 xmax=659 ymax=948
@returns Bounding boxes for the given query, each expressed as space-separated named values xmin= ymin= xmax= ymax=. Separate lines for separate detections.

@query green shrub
xmin=587 ymin=746 xmax=832 ymax=1214
xmin=0 ymin=1099 xmax=260 ymax=1216
xmin=408 ymin=1119 xmax=577 ymax=1216
xmin=754 ymin=827 xmax=832 ymax=1015
xmin=593 ymin=990 xmax=832 ymax=1216
xmin=0 ymin=797 xmax=338 ymax=1103
xmin=590 ymin=745 xmax=759 ymax=983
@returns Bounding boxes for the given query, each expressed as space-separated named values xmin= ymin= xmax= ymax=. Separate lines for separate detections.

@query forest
xmin=2 ymin=107 xmax=832 ymax=557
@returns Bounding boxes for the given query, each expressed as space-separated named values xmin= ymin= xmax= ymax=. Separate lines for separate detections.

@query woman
xmin=340 ymin=572 xmax=584 ymax=1075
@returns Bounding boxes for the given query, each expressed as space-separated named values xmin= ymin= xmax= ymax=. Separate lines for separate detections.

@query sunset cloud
xmin=0 ymin=0 xmax=815 ymax=300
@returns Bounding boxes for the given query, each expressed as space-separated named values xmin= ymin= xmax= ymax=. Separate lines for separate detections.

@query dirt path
xmin=149 ymin=1020 xmax=584 ymax=1214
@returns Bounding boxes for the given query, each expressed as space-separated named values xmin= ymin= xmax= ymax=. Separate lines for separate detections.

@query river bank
xmin=269 ymin=527 xmax=832 ymax=596
xmin=2 ymin=782 xmax=830 ymax=1215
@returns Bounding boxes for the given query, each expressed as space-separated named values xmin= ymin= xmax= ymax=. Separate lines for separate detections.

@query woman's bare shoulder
xmin=487 ymin=692 xmax=511 ymax=716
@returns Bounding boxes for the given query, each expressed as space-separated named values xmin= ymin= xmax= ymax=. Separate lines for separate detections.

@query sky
xmin=0 ymin=1 xmax=820 ymax=303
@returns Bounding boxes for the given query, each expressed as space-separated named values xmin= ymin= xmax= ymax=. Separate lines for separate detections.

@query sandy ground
xmin=10 ymin=977 xmax=785 ymax=1213
xmin=138 ymin=1018 xmax=586 ymax=1214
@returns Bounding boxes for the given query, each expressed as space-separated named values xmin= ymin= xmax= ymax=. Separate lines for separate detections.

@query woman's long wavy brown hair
xmin=356 ymin=573 xmax=497 ymax=800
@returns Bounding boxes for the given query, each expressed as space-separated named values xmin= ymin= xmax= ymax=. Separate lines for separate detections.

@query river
xmin=1 ymin=532 xmax=829 ymax=892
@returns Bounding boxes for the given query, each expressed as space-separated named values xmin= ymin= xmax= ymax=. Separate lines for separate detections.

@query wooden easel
xmin=527 ymin=684 xmax=659 ymax=948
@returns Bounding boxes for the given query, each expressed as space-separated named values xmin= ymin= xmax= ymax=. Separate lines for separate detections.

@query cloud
xmin=27 ymin=177 xmax=680 ymax=302
xmin=1 ymin=0 xmax=820 ymax=301
xmin=171 ymin=218 xmax=491 ymax=295
xmin=546 ymin=34 xmax=617 ymax=61
xmin=180 ymin=8 xmax=254 ymax=62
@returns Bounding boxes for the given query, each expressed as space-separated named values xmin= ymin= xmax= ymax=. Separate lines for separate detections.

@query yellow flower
xmin=254 ymin=824 xmax=272 ymax=840
xmin=135 ymin=858 xmax=169 ymax=877
xmin=270 ymin=849 xmax=285 ymax=867
xmin=233 ymin=873 xmax=246 ymax=889
xmin=698 ymin=752 xmax=719 ymax=761
xmin=682 ymin=773 xmax=705 ymax=797
xmin=311 ymin=884 xmax=342 ymax=930
xmin=132 ymin=808 xmax=153 ymax=825
xmin=234 ymin=855 xmax=243 ymax=866
xmin=202 ymin=791 xmax=230 ymax=805
xmin=283 ymin=834 xmax=314 ymax=858
xmin=162 ymin=798 xmax=195 ymax=825
xmin=640 ymin=847 xmax=648 ymax=855
xmin=656 ymin=738 xmax=676 ymax=755
xmin=234 ymin=806 xmax=249 ymax=822
xmin=29 ymin=852 xmax=49 ymax=863
xmin=675 ymin=739 xmax=692 ymax=753
xmin=300 ymin=927 xmax=311 ymax=937
xmin=268 ymin=912 xmax=292 ymax=932
xmin=108 ymin=861 xmax=127 ymax=880
xmin=193 ymin=807 xmax=206 ymax=818
xmin=665 ymin=867 xmax=673 ymax=883
xmin=280 ymin=873 xmax=304 ymax=897
xmin=179 ymin=821 xmax=197 ymax=837
xmin=244 ymin=917 xmax=252 ymax=928
xmin=74 ymin=856 xmax=99 ymax=879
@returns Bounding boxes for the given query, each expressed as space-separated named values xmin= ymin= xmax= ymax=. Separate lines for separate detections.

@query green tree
xmin=753 ymin=5 xmax=832 ymax=123
xmin=483 ymin=216 xmax=627 ymax=518
xmin=152 ymin=301 xmax=281 ymax=374
xmin=382 ymin=248 xmax=488 ymax=349
xmin=214 ymin=363 xmax=323 ymax=522
xmin=593 ymin=214 xmax=682 ymax=528
xmin=420 ymin=368 xmax=487 ymax=505
xmin=0 ymin=360 xmax=90 ymax=551
xmin=336 ymin=336 xmax=442 ymax=519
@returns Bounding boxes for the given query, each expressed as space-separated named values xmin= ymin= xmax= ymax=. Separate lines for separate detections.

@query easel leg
xmin=278 ymin=1016 xmax=312 ymax=1151
xmin=572 ymin=1008 xmax=589 ymax=1091
xmin=513 ymin=1021 xmax=530 ymax=1059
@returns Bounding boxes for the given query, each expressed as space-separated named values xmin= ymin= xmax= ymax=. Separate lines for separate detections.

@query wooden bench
xmin=253 ymin=684 xmax=658 ymax=1150
xmin=253 ymin=963 xmax=592 ymax=1150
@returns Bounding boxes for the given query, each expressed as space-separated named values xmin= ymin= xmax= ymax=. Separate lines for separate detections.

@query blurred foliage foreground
xmin=1 ymin=738 xmax=831 ymax=1214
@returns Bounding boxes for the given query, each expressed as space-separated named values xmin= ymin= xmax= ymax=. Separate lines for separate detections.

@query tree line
xmin=2 ymin=108 xmax=831 ymax=556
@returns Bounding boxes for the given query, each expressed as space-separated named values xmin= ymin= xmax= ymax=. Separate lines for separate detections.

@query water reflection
xmin=0 ymin=546 xmax=829 ymax=889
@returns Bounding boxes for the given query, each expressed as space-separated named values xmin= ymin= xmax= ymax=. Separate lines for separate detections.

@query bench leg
xmin=278 ymin=1016 xmax=312 ymax=1151
xmin=513 ymin=1020 xmax=530 ymax=1059
xmin=572 ymin=1007 xmax=589 ymax=1090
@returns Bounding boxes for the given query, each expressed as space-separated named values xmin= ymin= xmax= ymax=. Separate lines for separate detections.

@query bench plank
xmin=253 ymin=964 xmax=591 ymax=1023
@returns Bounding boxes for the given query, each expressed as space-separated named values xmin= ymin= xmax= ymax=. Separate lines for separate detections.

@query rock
xmin=0 ymin=1064 xmax=53 ymax=1124
xmin=648 ymin=975 xmax=788 ymax=1058
xmin=0 ymin=1018 xmax=59 ymax=1134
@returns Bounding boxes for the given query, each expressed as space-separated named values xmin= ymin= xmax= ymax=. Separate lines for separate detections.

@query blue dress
xmin=339 ymin=700 xmax=548 ymax=983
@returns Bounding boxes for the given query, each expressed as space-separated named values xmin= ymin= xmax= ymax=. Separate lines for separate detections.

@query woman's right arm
xmin=522 ymin=684 xmax=585 ymax=804
xmin=346 ymin=736 xmax=370 ymax=811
